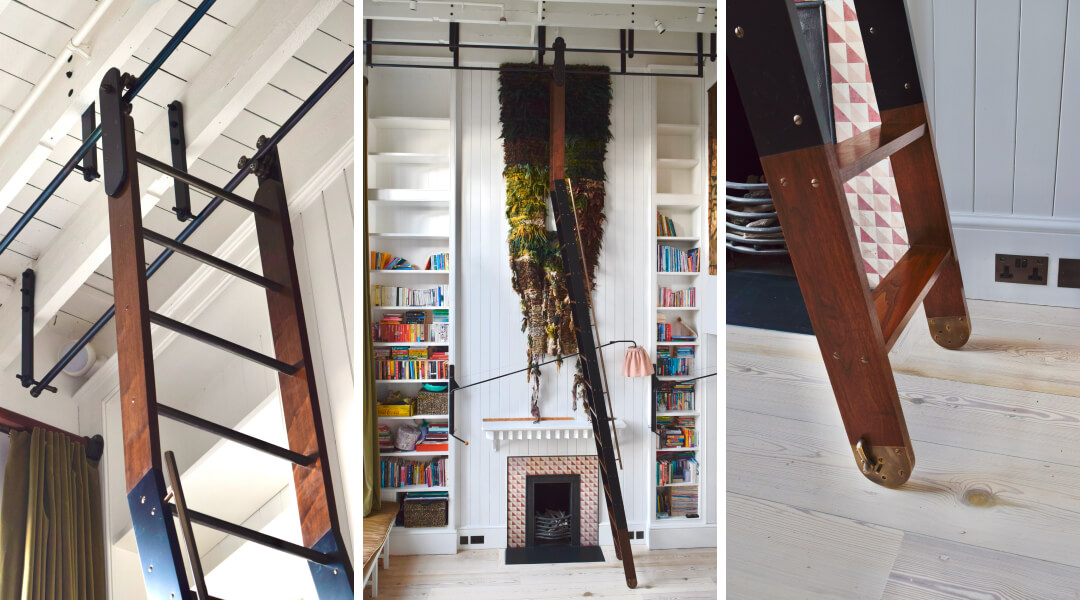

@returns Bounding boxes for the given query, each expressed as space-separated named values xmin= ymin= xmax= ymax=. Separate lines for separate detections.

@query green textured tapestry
xmin=499 ymin=65 xmax=612 ymax=420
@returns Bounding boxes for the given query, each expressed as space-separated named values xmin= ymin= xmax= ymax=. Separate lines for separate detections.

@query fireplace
xmin=506 ymin=456 xmax=604 ymax=564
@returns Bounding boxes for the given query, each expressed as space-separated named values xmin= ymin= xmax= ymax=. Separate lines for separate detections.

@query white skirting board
xmin=950 ymin=213 xmax=1080 ymax=308
xmin=646 ymin=524 xmax=717 ymax=550
xmin=390 ymin=528 xmax=458 ymax=555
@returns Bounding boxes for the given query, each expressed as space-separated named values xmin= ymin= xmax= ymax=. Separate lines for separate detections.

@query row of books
xmin=657 ymin=452 xmax=698 ymax=485
xmin=657 ymin=246 xmax=700 ymax=273
xmin=658 ymin=286 xmax=696 ymax=308
xmin=658 ymin=323 xmax=696 ymax=342
xmin=656 ymin=346 xmax=695 ymax=359
xmin=372 ymin=322 xmax=450 ymax=343
xmin=418 ymin=423 xmax=450 ymax=452
xmin=372 ymin=284 xmax=447 ymax=307
xmin=370 ymin=252 xmax=413 ymax=270
xmin=656 ymin=382 xmax=696 ymax=411
xmin=657 ymin=421 xmax=696 ymax=449
xmin=657 ymin=358 xmax=693 ymax=376
xmin=657 ymin=486 xmax=699 ymax=518
xmin=374 ymin=359 xmax=449 ymax=380
xmin=380 ymin=456 xmax=447 ymax=488
xmin=657 ymin=211 xmax=679 ymax=237
xmin=425 ymin=252 xmax=450 ymax=270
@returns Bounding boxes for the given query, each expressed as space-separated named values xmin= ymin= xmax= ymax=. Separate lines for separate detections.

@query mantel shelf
xmin=481 ymin=419 xmax=626 ymax=450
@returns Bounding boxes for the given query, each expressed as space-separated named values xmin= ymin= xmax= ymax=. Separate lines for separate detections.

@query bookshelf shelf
xmin=368 ymin=65 xmax=458 ymax=550
xmin=649 ymin=68 xmax=709 ymax=534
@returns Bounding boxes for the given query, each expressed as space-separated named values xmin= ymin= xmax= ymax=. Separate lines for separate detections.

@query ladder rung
xmin=143 ymin=229 xmax=283 ymax=292
xmin=873 ymin=244 xmax=950 ymax=351
xmin=833 ymin=121 xmax=926 ymax=182
xmin=135 ymin=152 xmax=270 ymax=216
xmin=149 ymin=312 xmax=299 ymax=375
xmin=157 ymin=404 xmax=316 ymax=466
xmin=168 ymin=504 xmax=339 ymax=566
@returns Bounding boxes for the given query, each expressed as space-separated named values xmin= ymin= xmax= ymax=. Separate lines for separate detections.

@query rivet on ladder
xmin=832 ymin=351 xmax=840 ymax=359
xmin=811 ymin=178 xmax=821 ymax=188
xmin=734 ymin=26 xmax=744 ymax=38
xmin=793 ymin=114 xmax=803 ymax=125
xmin=780 ymin=177 xmax=788 ymax=187
xmin=860 ymin=356 xmax=869 ymax=363
xmin=904 ymin=83 xmax=911 ymax=90
xmin=140 ymin=496 xmax=146 ymax=504
xmin=869 ymin=27 xmax=876 ymax=35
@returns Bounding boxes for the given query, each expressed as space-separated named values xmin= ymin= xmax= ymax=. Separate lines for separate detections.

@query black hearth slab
xmin=505 ymin=545 xmax=606 ymax=565
xmin=726 ymin=271 xmax=814 ymax=335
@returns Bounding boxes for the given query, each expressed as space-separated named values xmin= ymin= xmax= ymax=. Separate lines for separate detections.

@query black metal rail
xmin=157 ymin=404 xmax=315 ymax=466
xmin=142 ymin=229 xmax=283 ymax=292
xmin=148 ymin=312 xmax=299 ymax=375
xmin=30 ymin=51 xmax=355 ymax=396
xmin=0 ymin=0 xmax=219 ymax=256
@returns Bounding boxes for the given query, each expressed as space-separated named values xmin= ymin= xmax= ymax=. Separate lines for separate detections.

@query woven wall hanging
xmin=499 ymin=65 xmax=612 ymax=420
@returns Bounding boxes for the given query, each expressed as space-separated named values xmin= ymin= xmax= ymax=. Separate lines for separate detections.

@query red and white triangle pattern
xmin=826 ymin=0 xmax=909 ymax=286
xmin=506 ymin=456 xmax=601 ymax=548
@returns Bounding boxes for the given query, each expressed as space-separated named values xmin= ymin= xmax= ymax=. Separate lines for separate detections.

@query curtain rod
xmin=0 ymin=406 xmax=104 ymax=460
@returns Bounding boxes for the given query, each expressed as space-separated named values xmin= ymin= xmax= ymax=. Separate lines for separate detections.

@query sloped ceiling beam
xmin=0 ymin=0 xmax=341 ymax=369
xmin=363 ymin=0 xmax=716 ymax=33
xmin=0 ymin=0 xmax=175 ymax=214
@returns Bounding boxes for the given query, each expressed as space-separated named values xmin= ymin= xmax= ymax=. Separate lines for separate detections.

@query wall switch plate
xmin=1060 ymin=258 xmax=1080 ymax=289
xmin=995 ymin=254 xmax=1049 ymax=285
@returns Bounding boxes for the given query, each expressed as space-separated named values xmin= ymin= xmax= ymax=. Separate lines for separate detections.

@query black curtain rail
xmin=368 ymin=63 xmax=703 ymax=77
xmin=450 ymin=339 xmax=639 ymax=392
xmin=364 ymin=39 xmax=707 ymax=58
xmin=30 ymin=51 xmax=355 ymax=397
xmin=0 ymin=0 xmax=219 ymax=257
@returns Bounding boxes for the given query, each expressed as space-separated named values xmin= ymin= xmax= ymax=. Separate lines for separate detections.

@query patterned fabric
xmin=826 ymin=0 xmax=910 ymax=286
xmin=507 ymin=456 xmax=600 ymax=548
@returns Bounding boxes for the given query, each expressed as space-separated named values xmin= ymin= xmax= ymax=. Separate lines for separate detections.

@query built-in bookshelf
xmin=648 ymin=68 xmax=709 ymax=544
xmin=368 ymin=63 xmax=458 ymax=554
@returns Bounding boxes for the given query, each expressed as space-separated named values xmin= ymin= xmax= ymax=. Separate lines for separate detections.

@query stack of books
xmin=657 ymin=211 xmax=678 ymax=236
xmin=374 ymin=346 xmax=450 ymax=380
xmin=657 ymin=323 xmax=696 ymax=342
xmin=657 ymin=246 xmax=700 ymax=273
xmin=372 ymin=316 xmax=430 ymax=342
xmin=656 ymin=346 xmax=694 ymax=376
xmin=658 ymin=286 xmax=696 ymax=307
xmin=377 ymin=425 xmax=395 ymax=452
xmin=380 ymin=456 xmax=446 ymax=487
xmin=656 ymin=416 xmax=696 ymax=449
xmin=415 ymin=423 xmax=450 ymax=452
xmin=656 ymin=452 xmax=698 ymax=485
xmin=370 ymin=251 xmax=414 ymax=270
xmin=426 ymin=252 xmax=450 ymax=270
xmin=371 ymin=284 xmax=446 ymax=307
xmin=670 ymin=486 xmax=699 ymax=517
xmin=656 ymin=382 xmax=695 ymax=411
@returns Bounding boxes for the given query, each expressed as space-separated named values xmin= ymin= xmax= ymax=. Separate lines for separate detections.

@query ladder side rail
xmin=100 ymin=66 xmax=191 ymax=599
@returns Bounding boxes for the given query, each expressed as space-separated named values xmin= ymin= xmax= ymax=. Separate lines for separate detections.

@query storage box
xmin=403 ymin=497 xmax=448 ymax=528
xmin=378 ymin=403 xmax=413 ymax=417
xmin=414 ymin=390 xmax=448 ymax=415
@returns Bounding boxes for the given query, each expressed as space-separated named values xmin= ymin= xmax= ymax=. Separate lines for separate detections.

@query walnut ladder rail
xmin=727 ymin=0 xmax=971 ymax=487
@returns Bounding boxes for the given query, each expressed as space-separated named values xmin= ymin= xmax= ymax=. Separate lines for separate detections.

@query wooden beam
xmin=0 ymin=0 xmax=174 ymax=213
xmin=0 ymin=0 xmax=340 ymax=369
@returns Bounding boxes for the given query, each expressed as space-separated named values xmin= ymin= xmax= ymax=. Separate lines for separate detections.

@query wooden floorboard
xmin=728 ymin=300 xmax=1080 ymax=598
xmin=363 ymin=545 xmax=717 ymax=599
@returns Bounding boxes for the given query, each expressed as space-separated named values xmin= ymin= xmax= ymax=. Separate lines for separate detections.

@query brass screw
xmin=780 ymin=177 xmax=788 ymax=187
xmin=860 ymin=356 xmax=869 ymax=363
xmin=793 ymin=114 xmax=803 ymax=125
xmin=140 ymin=496 xmax=146 ymax=504
xmin=238 ymin=156 xmax=248 ymax=170
xmin=734 ymin=26 xmax=744 ymax=38
xmin=832 ymin=351 xmax=840 ymax=359
xmin=811 ymin=178 xmax=821 ymax=188
xmin=869 ymin=27 xmax=876 ymax=35
xmin=904 ymin=82 xmax=911 ymax=90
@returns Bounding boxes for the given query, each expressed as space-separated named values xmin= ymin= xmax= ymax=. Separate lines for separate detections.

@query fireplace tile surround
xmin=507 ymin=456 xmax=599 ymax=549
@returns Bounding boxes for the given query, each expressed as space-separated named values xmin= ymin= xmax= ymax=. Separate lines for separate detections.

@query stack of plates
xmin=725 ymin=181 xmax=788 ymax=255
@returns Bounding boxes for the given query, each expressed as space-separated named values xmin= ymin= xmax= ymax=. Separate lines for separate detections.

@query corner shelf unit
xmin=367 ymin=64 xmax=458 ymax=554
xmin=648 ymin=67 xmax=709 ymax=541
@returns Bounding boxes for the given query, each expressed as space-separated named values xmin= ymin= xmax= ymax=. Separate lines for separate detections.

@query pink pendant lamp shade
xmin=622 ymin=345 xmax=654 ymax=377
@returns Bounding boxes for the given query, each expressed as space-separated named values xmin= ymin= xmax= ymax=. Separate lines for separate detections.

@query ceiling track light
xmin=654 ymin=19 xmax=666 ymax=34
xmin=696 ymin=7 xmax=704 ymax=22
xmin=409 ymin=0 xmax=418 ymax=10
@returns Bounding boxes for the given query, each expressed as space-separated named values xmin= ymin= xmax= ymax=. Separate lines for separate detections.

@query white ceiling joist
xmin=363 ymin=0 xmax=716 ymax=33
xmin=0 ymin=0 xmax=176 ymax=215
xmin=0 ymin=0 xmax=341 ymax=369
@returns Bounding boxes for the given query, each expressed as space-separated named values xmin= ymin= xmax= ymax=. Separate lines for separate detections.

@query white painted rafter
xmin=0 ymin=0 xmax=341 ymax=369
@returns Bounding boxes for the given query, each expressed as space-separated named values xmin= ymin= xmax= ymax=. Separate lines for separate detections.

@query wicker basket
xmin=403 ymin=498 xmax=448 ymax=528
xmin=414 ymin=389 xmax=449 ymax=415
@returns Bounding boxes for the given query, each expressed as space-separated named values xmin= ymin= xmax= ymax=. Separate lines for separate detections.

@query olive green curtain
xmin=363 ymin=77 xmax=381 ymax=517
xmin=0 ymin=429 xmax=105 ymax=600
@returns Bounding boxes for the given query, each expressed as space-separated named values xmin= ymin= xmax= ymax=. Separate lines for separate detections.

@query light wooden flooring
xmin=728 ymin=299 xmax=1080 ymax=599
xmin=362 ymin=545 xmax=718 ymax=599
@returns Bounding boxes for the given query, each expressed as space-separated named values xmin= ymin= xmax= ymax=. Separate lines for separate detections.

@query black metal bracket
xmin=709 ymin=32 xmax=717 ymax=62
xmin=697 ymin=33 xmax=704 ymax=77
xmin=538 ymin=26 xmax=547 ymax=66
xmin=15 ymin=269 xmax=57 ymax=394
xmin=552 ymin=37 xmax=566 ymax=86
xmin=450 ymin=22 xmax=460 ymax=68
xmin=619 ymin=30 xmax=627 ymax=73
xmin=365 ymin=19 xmax=374 ymax=67
xmin=80 ymin=104 xmax=99 ymax=181
xmin=167 ymin=101 xmax=193 ymax=222
xmin=99 ymin=68 xmax=129 ymax=196
xmin=627 ymin=29 xmax=634 ymax=58
xmin=248 ymin=136 xmax=284 ymax=186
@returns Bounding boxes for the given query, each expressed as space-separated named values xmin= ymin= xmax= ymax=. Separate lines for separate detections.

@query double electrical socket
xmin=995 ymin=254 xmax=1080 ymax=288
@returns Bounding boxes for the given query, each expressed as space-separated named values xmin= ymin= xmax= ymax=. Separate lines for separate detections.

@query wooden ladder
xmin=99 ymin=67 xmax=352 ymax=598
xmin=727 ymin=0 xmax=970 ymax=487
